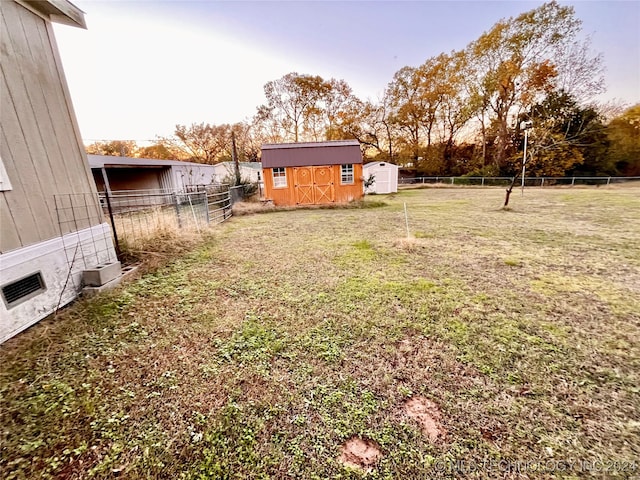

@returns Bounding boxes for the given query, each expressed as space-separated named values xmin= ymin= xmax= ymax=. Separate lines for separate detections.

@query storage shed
xmin=261 ymin=140 xmax=363 ymax=206
xmin=363 ymin=161 xmax=399 ymax=194
xmin=211 ymin=161 xmax=263 ymax=183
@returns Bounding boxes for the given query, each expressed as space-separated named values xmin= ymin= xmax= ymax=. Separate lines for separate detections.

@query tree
xmin=161 ymin=123 xmax=231 ymax=164
xmin=517 ymin=90 xmax=608 ymax=176
xmin=606 ymin=104 xmax=640 ymax=175
xmin=387 ymin=51 xmax=476 ymax=172
xmin=86 ymin=140 xmax=138 ymax=157
xmin=230 ymin=122 xmax=261 ymax=162
xmin=330 ymin=94 xmax=397 ymax=161
xmin=137 ymin=143 xmax=179 ymax=160
xmin=434 ymin=51 xmax=475 ymax=173
xmin=466 ymin=1 xmax=600 ymax=171
xmin=386 ymin=66 xmax=426 ymax=163
xmin=552 ymin=35 xmax=605 ymax=104
xmin=258 ymin=72 xmax=329 ymax=142
xmin=502 ymin=90 xmax=609 ymax=207
xmin=323 ymin=78 xmax=354 ymax=140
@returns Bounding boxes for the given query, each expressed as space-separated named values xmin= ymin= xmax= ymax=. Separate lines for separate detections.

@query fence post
xmin=451 ymin=177 xmax=455 ymax=185
xmin=481 ymin=177 xmax=485 ymax=187
xmin=203 ymin=192 xmax=210 ymax=224
xmin=225 ymin=190 xmax=232 ymax=219
xmin=173 ymin=192 xmax=182 ymax=228
xmin=187 ymin=193 xmax=200 ymax=233
xmin=571 ymin=177 xmax=575 ymax=186
xmin=103 ymin=189 xmax=121 ymax=258
xmin=607 ymin=176 xmax=611 ymax=186
xmin=541 ymin=178 xmax=545 ymax=187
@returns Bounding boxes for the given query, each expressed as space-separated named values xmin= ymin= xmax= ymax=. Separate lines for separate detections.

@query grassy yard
xmin=1 ymin=185 xmax=639 ymax=479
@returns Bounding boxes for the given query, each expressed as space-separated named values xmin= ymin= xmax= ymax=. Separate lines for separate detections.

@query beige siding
xmin=0 ymin=1 xmax=100 ymax=254
xmin=0 ymin=191 xmax=21 ymax=250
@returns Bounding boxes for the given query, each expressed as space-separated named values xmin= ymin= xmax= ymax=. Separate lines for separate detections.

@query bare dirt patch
xmin=338 ymin=437 xmax=382 ymax=472
xmin=403 ymin=396 xmax=445 ymax=442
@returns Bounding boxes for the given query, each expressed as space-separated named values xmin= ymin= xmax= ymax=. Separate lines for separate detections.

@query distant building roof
xmin=88 ymin=155 xmax=194 ymax=168
xmin=261 ymin=140 xmax=362 ymax=168
xmin=87 ymin=155 xmax=261 ymax=170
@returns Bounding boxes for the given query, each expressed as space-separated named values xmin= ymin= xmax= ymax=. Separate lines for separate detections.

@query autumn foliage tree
xmin=248 ymin=2 xmax=613 ymax=180
xmin=257 ymin=73 xmax=328 ymax=143
xmin=86 ymin=140 xmax=138 ymax=157
xmin=465 ymin=1 xmax=590 ymax=172
xmin=256 ymin=72 xmax=363 ymax=144
xmin=606 ymin=104 xmax=640 ymax=176
xmin=519 ymin=91 xmax=609 ymax=176
xmin=136 ymin=143 xmax=179 ymax=160
xmin=133 ymin=1 xmax=620 ymax=180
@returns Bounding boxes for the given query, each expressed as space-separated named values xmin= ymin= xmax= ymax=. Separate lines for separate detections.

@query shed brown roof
xmin=261 ymin=140 xmax=362 ymax=168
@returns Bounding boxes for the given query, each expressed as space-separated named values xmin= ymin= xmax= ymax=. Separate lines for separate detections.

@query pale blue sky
xmin=53 ymin=0 xmax=640 ymax=142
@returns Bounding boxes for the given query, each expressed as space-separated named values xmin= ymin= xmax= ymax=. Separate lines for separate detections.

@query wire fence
xmin=398 ymin=176 xmax=640 ymax=187
xmin=53 ymin=194 xmax=119 ymax=299
xmin=98 ymin=185 xmax=235 ymax=254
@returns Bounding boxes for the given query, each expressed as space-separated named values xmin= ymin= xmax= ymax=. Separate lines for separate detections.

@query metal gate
xmin=206 ymin=189 xmax=232 ymax=224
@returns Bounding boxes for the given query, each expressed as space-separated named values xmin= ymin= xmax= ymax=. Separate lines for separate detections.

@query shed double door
xmin=293 ymin=166 xmax=335 ymax=205
xmin=375 ymin=169 xmax=391 ymax=194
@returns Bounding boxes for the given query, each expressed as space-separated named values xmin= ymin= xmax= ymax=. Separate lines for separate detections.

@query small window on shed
xmin=2 ymin=272 xmax=46 ymax=309
xmin=273 ymin=167 xmax=287 ymax=188
xmin=341 ymin=164 xmax=354 ymax=184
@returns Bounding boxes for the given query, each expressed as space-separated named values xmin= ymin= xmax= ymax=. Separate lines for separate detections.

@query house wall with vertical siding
xmin=0 ymin=1 xmax=118 ymax=344
xmin=0 ymin=0 xmax=100 ymax=254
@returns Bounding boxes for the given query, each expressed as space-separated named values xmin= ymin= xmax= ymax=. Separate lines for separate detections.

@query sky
xmin=52 ymin=0 xmax=640 ymax=143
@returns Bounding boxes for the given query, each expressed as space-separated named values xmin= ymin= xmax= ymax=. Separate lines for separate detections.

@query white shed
xmin=212 ymin=162 xmax=263 ymax=183
xmin=363 ymin=162 xmax=399 ymax=194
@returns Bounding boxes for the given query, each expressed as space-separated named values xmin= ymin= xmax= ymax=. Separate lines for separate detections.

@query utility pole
xmin=231 ymin=131 xmax=241 ymax=186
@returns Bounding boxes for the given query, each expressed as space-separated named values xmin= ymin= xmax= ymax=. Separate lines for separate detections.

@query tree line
xmin=86 ymin=1 xmax=639 ymax=177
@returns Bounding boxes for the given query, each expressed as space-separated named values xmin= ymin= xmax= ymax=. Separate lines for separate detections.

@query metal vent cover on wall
xmin=2 ymin=272 xmax=46 ymax=308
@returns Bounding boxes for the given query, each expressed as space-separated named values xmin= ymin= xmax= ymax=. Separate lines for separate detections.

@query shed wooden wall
xmin=0 ymin=1 xmax=100 ymax=254
xmin=263 ymin=164 xmax=363 ymax=207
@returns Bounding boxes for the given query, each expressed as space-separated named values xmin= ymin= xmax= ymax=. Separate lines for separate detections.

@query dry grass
xmin=110 ymin=203 xmax=215 ymax=267
xmin=1 ymin=185 xmax=639 ymax=479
